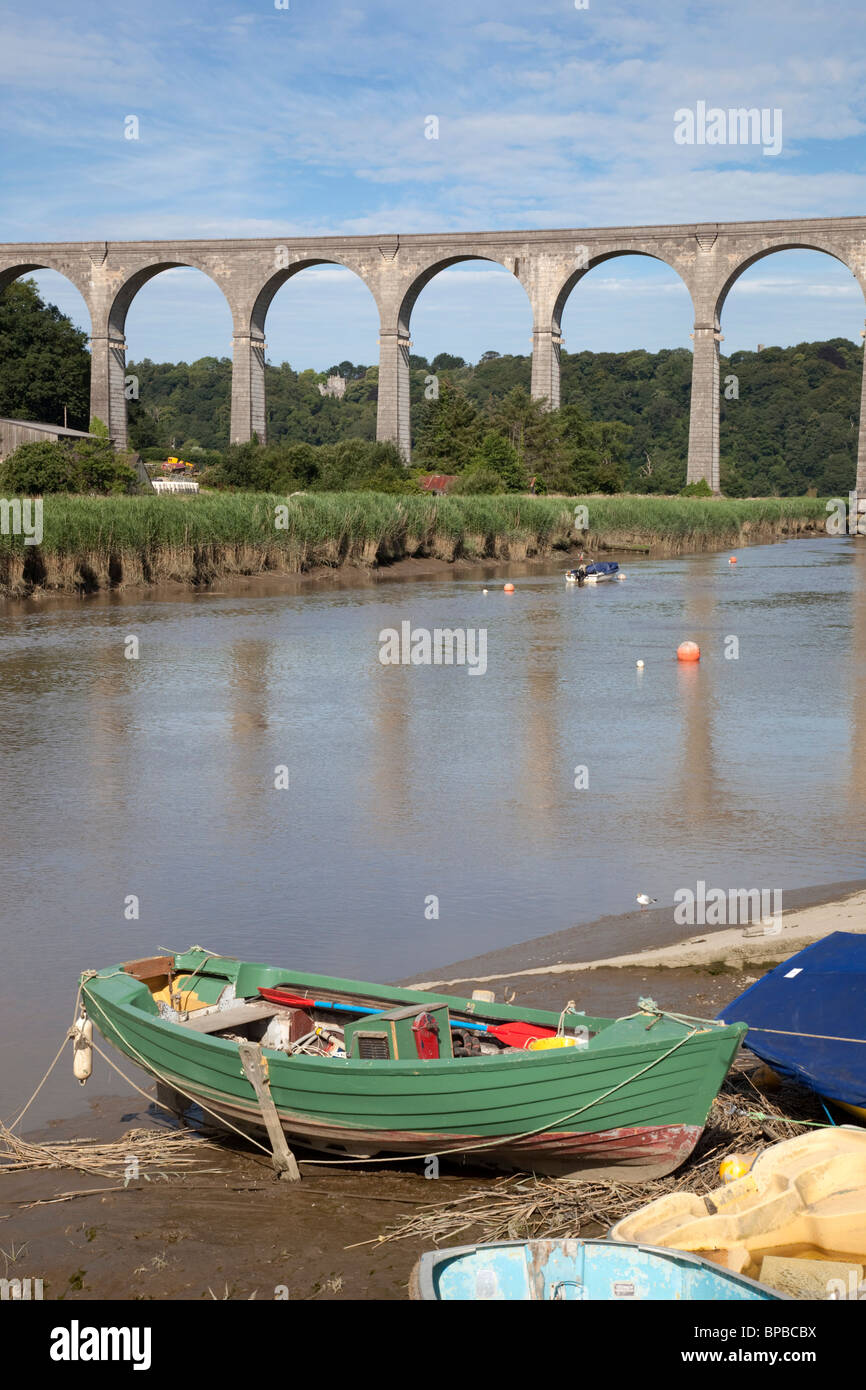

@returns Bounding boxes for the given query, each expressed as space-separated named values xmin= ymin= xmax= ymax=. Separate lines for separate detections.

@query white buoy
xmin=72 ymin=1013 xmax=93 ymax=1085
xmin=636 ymin=660 xmax=644 ymax=669
xmin=482 ymin=588 xmax=488 ymax=594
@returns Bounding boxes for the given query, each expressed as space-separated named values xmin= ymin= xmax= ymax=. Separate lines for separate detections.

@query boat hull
xmin=161 ymin=1087 xmax=703 ymax=1180
xmin=81 ymin=949 xmax=744 ymax=1180
xmin=718 ymin=932 xmax=866 ymax=1116
xmin=410 ymin=1238 xmax=785 ymax=1301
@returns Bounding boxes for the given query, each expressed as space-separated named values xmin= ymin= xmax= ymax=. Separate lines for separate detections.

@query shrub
xmin=0 ymin=430 xmax=137 ymax=495
xmin=0 ymin=440 xmax=83 ymax=493
xmin=680 ymin=478 xmax=714 ymax=497
xmin=466 ymin=432 xmax=527 ymax=491
xmin=450 ymin=466 xmax=505 ymax=495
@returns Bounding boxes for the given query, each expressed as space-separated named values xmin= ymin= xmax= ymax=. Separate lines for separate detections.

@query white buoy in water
xmin=636 ymin=660 xmax=645 ymax=669
xmin=482 ymin=588 xmax=488 ymax=594
xmin=72 ymin=1012 xmax=93 ymax=1085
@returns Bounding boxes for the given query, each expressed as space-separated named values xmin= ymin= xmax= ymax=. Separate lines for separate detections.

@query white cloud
xmin=3 ymin=0 xmax=866 ymax=360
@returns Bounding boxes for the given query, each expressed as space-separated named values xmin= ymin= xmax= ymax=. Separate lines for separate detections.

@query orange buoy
xmin=729 ymin=556 xmax=738 ymax=565
xmin=503 ymin=583 xmax=515 ymax=593
xmin=677 ymin=640 xmax=700 ymax=662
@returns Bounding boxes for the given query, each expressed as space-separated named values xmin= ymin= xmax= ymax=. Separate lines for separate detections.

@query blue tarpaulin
xmin=717 ymin=932 xmax=866 ymax=1107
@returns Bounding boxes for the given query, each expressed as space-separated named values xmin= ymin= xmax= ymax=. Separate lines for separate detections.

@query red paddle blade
xmin=259 ymin=986 xmax=313 ymax=1008
xmin=486 ymin=1021 xmax=557 ymax=1049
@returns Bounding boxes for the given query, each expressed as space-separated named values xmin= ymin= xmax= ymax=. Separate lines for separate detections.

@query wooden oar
xmin=259 ymin=986 xmax=487 ymax=1030
xmin=257 ymin=987 xmax=556 ymax=1045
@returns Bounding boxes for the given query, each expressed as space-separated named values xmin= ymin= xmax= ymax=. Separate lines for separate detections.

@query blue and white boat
xmin=409 ymin=1238 xmax=786 ymax=1301
xmin=565 ymin=560 xmax=623 ymax=584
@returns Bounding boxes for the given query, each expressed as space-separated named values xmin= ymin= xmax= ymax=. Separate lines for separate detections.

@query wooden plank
xmin=237 ymin=1041 xmax=301 ymax=1181
xmin=123 ymin=955 xmax=174 ymax=981
xmin=184 ymin=1002 xmax=278 ymax=1033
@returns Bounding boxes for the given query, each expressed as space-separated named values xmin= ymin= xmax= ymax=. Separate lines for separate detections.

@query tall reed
xmin=0 ymin=492 xmax=830 ymax=595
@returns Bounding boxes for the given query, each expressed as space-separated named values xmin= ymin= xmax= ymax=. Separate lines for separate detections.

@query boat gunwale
xmin=81 ymin=957 xmax=747 ymax=1081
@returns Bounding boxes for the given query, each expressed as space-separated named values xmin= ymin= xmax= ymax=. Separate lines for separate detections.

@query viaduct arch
xmin=1 ymin=217 xmax=865 ymax=489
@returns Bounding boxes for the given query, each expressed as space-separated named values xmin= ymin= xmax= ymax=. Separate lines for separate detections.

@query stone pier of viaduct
xmin=2 ymin=216 xmax=866 ymax=490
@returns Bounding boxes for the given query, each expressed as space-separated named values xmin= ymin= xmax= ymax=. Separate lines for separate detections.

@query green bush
xmin=680 ymin=478 xmax=714 ymax=497
xmin=450 ymin=466 xmax=505 ymax=495
xmin=466 ymin=432 xmax=527 ymax=492
xmin=0 ymin=431 xmax=137 ymax=495
xmin=0 ymin=440 xmax=82 ymax=493
xmin=205 ymin=438 xmax=415 ymax=494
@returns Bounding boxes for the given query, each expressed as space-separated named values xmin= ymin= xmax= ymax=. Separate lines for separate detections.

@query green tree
xmin=414 ymin=380 xmax=482 ymax=469
xmin=431 ymin=353 xmax=466 ymax=371
xmin=72 ymin=426 xmax=138 ymax=493
xmin=450 ymin=466 xmax=504 ymax=494
xmin=680 ymin=478 xmax=713 ymax=497
xmin=487 ymin=387 xmax=563 ymax=484
xmin=0 ymin=279 xmax=91 ymax=429
xmin=466 ymin=430 xmax=527 ymax=491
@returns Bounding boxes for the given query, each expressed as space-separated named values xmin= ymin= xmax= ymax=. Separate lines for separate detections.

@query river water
xmin=1 ymin=535 xmax=865 ymax=1118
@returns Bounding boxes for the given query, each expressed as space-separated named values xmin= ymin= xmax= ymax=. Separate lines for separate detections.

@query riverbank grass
xmin=0 ymin=492 xmax=829 ymax=594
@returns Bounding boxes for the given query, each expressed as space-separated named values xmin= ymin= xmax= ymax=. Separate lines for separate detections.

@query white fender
xmin=72 ymin=1013 xmax=93 ymax=1085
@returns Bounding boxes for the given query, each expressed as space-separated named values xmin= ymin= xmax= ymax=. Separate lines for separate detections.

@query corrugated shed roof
xmin=0 ymin=417 xmax=97 ymax=439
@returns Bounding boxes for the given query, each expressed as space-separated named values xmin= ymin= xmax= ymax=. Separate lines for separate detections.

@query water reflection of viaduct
xmin=3 ymin=217 xmax=866 ymax=489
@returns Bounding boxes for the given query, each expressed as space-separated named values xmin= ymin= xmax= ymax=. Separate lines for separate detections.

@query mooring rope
xmin=80 ymin=983 xmax=275 ymax=1159
xmin=4 ymin=978 xmax=91 ymax=1133
xmin=299 ymin=1023 xmax=702 ymax=1167
xmin=741 ymin=1026 xmax=866 ymax=1045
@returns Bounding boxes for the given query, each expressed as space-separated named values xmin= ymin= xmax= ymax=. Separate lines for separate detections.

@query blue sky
xmin=2 ymin=0 xmax=865 ymax=367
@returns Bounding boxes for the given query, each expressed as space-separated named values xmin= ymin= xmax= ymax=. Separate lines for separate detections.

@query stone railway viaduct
xmin=2 ymin=215 xmax=866 ymax=490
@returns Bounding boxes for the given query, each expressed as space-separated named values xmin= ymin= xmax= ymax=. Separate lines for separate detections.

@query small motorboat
xmin=408 ymin=1238 xmax=786 ymax=1300
xmin=717 ymin=931 xmax=866 ymax=1119
xmin=565 ymin=560 xmax=623 ymax=585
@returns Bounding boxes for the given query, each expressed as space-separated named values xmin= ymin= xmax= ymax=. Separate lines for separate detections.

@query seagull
xmin=636 ymin=894 xmax=657 ymax=909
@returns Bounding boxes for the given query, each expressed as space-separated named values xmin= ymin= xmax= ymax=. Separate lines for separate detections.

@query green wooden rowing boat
xmin=79 ymin=947 xmax=746 ymax=1180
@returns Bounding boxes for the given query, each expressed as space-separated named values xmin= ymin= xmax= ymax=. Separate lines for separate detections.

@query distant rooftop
xmin=419 ymin=474 xmax=458 ymax=494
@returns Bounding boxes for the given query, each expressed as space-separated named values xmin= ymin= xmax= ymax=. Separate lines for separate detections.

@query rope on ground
xmin=80 ymin=988 xmax=275 ymax=1160
xmin=4 ymin=1029 xmax=74 ymax=1134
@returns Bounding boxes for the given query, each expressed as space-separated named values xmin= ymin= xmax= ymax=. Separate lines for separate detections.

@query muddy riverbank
xmin=407 ymin=878 xmax=866 ymax=996
xmin=3 ymin=878 xmax=862 ymax=1302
